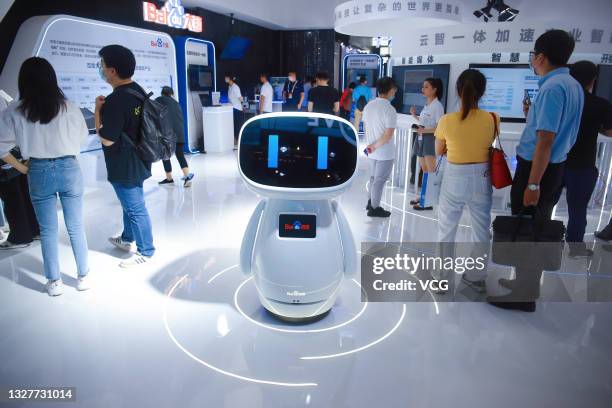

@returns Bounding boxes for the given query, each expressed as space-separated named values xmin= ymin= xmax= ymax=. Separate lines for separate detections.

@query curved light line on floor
xmin=300 ymin=304 xmax=407 ymax=360
xmin=163 ymin=274 xmax=318 ymax=387
xmin=380 ymin=199 xmax=472 ymax=229
xmin=207 ymin=264 xmax=239 ymax=284
xmin=233 ymin=277 xmax=368 ymax=334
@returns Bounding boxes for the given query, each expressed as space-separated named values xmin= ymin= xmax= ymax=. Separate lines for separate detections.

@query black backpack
xmin=121 ymin=88 xmax=175 ymax=162
xmin=356 ymin=95 xmax=367 ymax=111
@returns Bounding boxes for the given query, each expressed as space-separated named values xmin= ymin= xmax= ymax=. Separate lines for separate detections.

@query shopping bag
xmin=419 ymin=156 xmax=445 ymax=208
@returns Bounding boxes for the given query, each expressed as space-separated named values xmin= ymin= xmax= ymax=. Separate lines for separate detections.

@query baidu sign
xmin=143 ymin=0 xmax=203 ymax=33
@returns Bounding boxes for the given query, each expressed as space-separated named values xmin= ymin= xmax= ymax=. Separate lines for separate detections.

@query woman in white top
xmin=0 ymin=57 xmax=90 ymax=296
xmin=409 ymin=78 xmax=445 ymax=210
xmin=225 ymin=73 xmax=244 ymax=146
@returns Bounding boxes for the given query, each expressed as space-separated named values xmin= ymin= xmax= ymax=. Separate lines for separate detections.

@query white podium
xmin=202 ymin=105 xmax=234 ymax=153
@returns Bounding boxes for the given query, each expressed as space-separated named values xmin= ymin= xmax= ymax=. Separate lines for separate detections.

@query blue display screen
xmin=317 ymin=136 xmax=328 ymax=170
xmin=239 ymin=116 xmax=357 ymax=188
xmin=268 ymin=135 xmax=279 ymax=168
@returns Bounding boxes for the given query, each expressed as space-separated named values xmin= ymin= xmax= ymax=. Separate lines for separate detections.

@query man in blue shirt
xmin=352 ymin=76 xmax=373 ymax=131
xmin=489 ymin=30 xmax=583 ymax=313
xmin=512 ymin=29 xmax=583 ymax=219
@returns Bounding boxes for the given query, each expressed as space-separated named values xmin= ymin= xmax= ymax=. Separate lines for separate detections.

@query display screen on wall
xmin=188 ymin=65 xmax=213 ymax=90
xmin=595 ymin=65 xmax=612 ymax=103
xmin=391 ymin=64 xmax=450 ymax=114
xmin=220 ymin=36 xmax=252 ymax=60
xmin=270 ymin=77 xmax=288 ymax=101
xmin=470 ymin=64 xmax=540 ymax=123
xmin=34 ymin=17 xmax=177 ymax=113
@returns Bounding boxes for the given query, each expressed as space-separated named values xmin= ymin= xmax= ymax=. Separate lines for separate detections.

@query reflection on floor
xmin=1 ymin=150 xmax=611 ymax=408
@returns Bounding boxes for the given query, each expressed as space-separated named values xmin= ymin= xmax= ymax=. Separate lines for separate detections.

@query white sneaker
xmin=46 ymin=279 xmax=63 ymax=296
xmin=108 ymin=236 xmax=135 ymax=253
xmin=119 ymin=253 xmax=152 ymax=268
xmin=76 ymin=275 xmax=90 ymax=291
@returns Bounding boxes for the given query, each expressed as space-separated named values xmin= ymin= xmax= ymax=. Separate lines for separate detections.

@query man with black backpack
xmin=352 ymin=76 xmax=372 ymax=132
xmin=95 ymin=44 xmax=156 ymax=268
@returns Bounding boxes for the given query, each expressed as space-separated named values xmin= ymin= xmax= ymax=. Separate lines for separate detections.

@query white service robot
xmin=238 ymin=112 xmax=359 ymax=322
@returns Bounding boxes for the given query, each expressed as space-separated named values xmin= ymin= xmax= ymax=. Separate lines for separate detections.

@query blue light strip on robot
xmin=268 ymin=135 xmax=279 ymax=168
xmin=317 ymin=136 xmax=328 ymax=170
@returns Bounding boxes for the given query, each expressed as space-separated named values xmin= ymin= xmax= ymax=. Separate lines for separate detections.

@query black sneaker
xmin=595 ymin=225 xmax=612 ymax=241
xmin=367 ymin=207 xmax=391 ymax=218
xmin=487 ymin=296 xmax=536 ymax=313
xmin=158 ymin=178 xmax=174 ymax=186
xmin=366 ymin=199 xmax=373 ymax=211
xmin=413 ymin=204 xmax=433 ymax=211
xmin=568 ymin=248 xmax=594 ymax=258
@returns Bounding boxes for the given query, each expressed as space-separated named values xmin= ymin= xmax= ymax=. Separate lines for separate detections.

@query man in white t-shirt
xmin=259 ymin=73 xmax=274 ymax=114
xmin=363 ymin=77 xmax=398 ymax=217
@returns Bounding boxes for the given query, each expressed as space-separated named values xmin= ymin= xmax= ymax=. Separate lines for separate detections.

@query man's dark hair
xmin=534 ymin=29 xmax=575 ymax=67
xmin=315 ymin=71 xmax=330 ymax=81
xmin=348 ymin=82 xmax=356 ymax=89
xmin=359 ymin=76 xmax=367 ymax=84
xmin=376 ymin=77 xmax=396 ymax=95
xmin=98 ymin=45 xmax=136 ymax=79
xmin=570 ymin=60 xmax=598 ymax=89
xmin=260 ymin=73 xmax=269 ymax=80
xmin=161 ymin=86 xmax=174 ymax=97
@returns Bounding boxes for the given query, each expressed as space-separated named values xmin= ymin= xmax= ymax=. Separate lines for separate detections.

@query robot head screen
xmin=238 ymin=113 xmax=358 ymax=200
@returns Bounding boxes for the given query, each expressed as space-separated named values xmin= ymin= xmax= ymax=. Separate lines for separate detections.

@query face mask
xmin=98 ymin=65 xmax=107 ymax=82
xmin=529 ymin=53 xmax=538 ymax=74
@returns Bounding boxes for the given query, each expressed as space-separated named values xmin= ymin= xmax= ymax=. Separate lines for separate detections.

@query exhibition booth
xmin=335 ymin=0 xmax=612 ymax=214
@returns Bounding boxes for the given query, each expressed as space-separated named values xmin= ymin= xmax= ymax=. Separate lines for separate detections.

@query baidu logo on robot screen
xmin=285 ymin=221 xmax=311 ymax=232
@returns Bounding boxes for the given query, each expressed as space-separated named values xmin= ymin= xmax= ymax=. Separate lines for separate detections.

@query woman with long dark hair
xmin=0 ymin=57 xmax=90 ymax=296
xmin=434 ymin=69 xmax=499 ymax=292
xmin=410 ymin=77 xmax=445 ymax=210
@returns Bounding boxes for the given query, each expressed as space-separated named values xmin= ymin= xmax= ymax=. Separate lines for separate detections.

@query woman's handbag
xmin=488 ymin=112 xmax=513 ymax=189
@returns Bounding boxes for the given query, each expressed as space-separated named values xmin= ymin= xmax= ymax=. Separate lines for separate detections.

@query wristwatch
xmin=527 ymin=184 xmax=540 ymax=191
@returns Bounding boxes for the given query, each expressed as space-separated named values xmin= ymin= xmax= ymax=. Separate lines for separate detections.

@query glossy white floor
xmin=1 ymin=149 xmax=611 ymax=408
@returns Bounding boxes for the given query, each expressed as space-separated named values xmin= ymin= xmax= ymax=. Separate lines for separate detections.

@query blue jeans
xmin=111 ymin=182 xmax=155 ymax=257
xmin=28 ymin=157 xmax=89 ymax=280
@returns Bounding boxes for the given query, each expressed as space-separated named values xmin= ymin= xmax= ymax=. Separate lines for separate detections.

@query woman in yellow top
xmin=434 ymin=69 xmax=499 ymax=292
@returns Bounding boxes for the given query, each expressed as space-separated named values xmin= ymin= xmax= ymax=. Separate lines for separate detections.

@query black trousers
xmin=283 ymin=103 xmax=299 ymax=112
xmin=233 ymin=108 xmax=244 ymax=143
xmin=339 ymin=108 xmax=350 ymax=120
xmin=0 ymin=174 xmax=40 ymax=244
xmin=510 ymin=156 xmax=565 ymax=218
xmin=556 ymin=167 xmax=598 ymax=242
xmin=508 ymin=156 xmax=565 ymax=301
xmin=162 ymin=143 xmax=188 ymax=173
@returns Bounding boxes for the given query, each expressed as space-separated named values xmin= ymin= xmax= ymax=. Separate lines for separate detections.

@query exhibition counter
xmin=202 ymin=105 xmax=234 ymax=153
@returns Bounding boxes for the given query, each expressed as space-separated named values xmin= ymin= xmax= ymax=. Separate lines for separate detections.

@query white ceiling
xmin=182 ymin=0 xmax=337 ymax=30
xmin=183 ymin=0 xmax=612 ymax=31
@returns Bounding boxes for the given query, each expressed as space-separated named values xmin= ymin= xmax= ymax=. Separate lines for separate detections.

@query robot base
xmin=258 ymin=294 xmax=337 ymax=324
xmin=265 ymin=308 xmax=331 ymax=324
